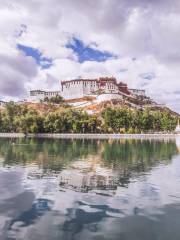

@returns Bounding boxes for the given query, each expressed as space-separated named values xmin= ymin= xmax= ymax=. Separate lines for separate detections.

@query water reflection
xmin=0 ymin=138 xmax=180 ymax=240
xmin=8 ymin=198 xmax=53 ymax=229
xmin=0 ymin=138 xmax=178 ymax=192
xmin=0 ymin=138 xmax=178 ymax=175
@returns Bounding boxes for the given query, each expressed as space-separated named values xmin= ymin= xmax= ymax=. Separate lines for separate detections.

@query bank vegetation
xmin=0 ymin=100 xmax=178 ymax=134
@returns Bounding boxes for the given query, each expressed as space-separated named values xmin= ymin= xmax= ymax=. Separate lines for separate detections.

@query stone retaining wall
xmin=0 ymin=133 xmax=179 ymax=139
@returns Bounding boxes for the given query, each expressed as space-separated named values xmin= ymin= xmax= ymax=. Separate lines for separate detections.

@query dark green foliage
xmin=44 ymin=95 xmax=64 ymax=104
xmin=102 ymin=107 xmax=178 ymax=133
xmin=0 ymin=102 xmax=44 ymax=133
xmin=0 ymin=102 xmax=178 ymax=133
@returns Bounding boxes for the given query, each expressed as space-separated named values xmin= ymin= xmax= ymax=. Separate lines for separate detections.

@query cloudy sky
xmin=0 ymin=0 xmax=180 ymax=112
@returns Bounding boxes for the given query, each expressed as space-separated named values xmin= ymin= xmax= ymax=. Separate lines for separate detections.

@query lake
xmin=0 ymin=137 xmax=180 ymax=240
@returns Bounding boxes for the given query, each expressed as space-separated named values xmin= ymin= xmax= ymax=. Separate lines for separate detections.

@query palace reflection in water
xmin=0 ymin=138 xmax=180 ymax=240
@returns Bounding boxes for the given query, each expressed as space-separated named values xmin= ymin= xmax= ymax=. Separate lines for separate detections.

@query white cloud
xmin=0 ymin=0 xmax=180 ymax=112
xmin=0 ymin=52 xmax=38 ymax=98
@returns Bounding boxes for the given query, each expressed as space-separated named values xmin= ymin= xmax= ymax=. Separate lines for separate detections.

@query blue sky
xmin=17 ymin=38 xmax=115 ymax=69
xmin=67 ymin=38 xmax=115 ymax=63
xmin=17 ymin=44 xmax=52 ymax=69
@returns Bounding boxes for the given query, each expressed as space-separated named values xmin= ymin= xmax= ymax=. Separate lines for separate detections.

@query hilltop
xmin=28 ymin=77 xmax=177 ymax=116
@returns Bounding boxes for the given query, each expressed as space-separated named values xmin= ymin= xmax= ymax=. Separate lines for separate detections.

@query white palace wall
xmin=29 ymin=91 xmax=61 ymax=102
xmin=61 ymin=82 xmax=84 ymax=99
xmin=61 ymin=80 xmax=121 ymax=100
xmin=61 ymin=80 xmax=99 ymax=99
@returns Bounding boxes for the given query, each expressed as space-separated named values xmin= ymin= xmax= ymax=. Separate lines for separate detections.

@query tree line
xmin=0 ymin=101 xmax=178 ymax=133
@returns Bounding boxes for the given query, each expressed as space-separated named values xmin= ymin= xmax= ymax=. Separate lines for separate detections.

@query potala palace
xmin=29 ymin=77 xmax=162 ymax=110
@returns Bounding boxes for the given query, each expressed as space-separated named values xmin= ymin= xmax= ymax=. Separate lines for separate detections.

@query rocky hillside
xmin=63 ymin=97 xmax=179 ymax=116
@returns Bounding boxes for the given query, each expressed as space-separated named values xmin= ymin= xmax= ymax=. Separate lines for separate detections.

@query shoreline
xmin=0 ymin=133 xmax=180 ymax=139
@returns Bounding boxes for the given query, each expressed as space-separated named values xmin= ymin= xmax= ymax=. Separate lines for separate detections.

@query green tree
xmin=44 ymin=95 xmax=64 ymax=104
